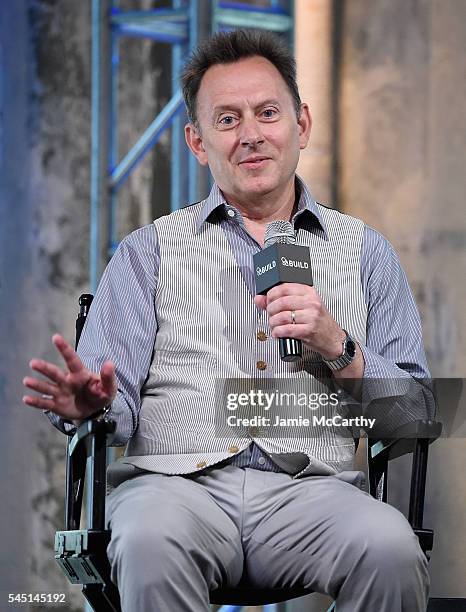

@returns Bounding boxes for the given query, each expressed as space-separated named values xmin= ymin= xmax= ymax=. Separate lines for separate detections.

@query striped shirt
xmin=47 ymin=177 xmax=433 ymax=473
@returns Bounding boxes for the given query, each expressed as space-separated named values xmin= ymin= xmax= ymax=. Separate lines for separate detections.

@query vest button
xmin=256 ymin=331 xmax=267 ymax=341
xmin=196 ymin=461 xmax=207 ymax=469
xmin=256 ymin=360 xmax=267 ymax=370
xmin=258 ymin=456 xmax=266 ymax=466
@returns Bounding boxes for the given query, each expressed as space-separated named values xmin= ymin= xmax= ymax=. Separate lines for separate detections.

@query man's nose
xmin=239 ymin=118 xmax=265 ymax=147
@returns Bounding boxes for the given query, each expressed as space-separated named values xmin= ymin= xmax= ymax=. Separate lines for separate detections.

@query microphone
xmin=253 ymin=221 xmax=313 ymax=362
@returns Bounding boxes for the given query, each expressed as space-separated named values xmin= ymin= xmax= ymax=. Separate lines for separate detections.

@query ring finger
xmin=266 ymin=295 xmax=309 ymax=317
xmin=269 ymin=309 xmax=303 ymax=328
xmin=22 ymin=376 xmax=60 ymax=398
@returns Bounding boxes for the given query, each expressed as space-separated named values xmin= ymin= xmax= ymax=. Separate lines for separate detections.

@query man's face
xmin=185 ymin=56 xmax=311 ymax=206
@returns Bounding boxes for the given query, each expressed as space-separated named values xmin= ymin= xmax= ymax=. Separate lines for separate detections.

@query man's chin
xmin=239 ymin=175 xmax=278 ymax=195
xmin=219 ymin=174 xmax=293 ymax=204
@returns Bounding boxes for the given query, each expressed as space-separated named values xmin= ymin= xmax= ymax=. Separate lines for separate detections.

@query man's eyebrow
xmin=212 ymin=99 xmax=282 ymax=115
xmin=256 ymin=99 xmax=281 ymax=108
xmin=211 ymin=104 xmax=236 ymax=116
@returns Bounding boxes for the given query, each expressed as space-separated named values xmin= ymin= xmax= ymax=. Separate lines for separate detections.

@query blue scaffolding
xmin=90 ymin=0 xmax=294 ymax=290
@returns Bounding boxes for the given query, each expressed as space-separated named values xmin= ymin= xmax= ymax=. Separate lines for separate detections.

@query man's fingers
xmin=22 ymin=393 xmax=79 ymax=420
xmin=23 ymin=376 xmax=59 ymax=397
xmin=52 ymin=334 xmax=85 ymax=374
xmin=100 ymin=361 xmax=117 ymax=398
xmin=22 ymin=394 xmax=56 ymax=411
xmin=271 ymin=323 xmax=304 ymax=339
xmin=266 ymin=283 xmax=307 ymax=300
xmin=266 ymin=296 xmax=310 ymax=317
xmin=254 ymin=295 xmax=267 ymax=310
xmin=29 ymin=359 xmax=68 ymax=385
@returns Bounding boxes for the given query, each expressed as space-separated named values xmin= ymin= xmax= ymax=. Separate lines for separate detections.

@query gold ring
xmin=291 ymin=310 xmax=296 ymax=324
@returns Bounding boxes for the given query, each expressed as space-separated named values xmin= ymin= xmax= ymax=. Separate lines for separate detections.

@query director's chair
xmin=54 ymin=294 xmax=442 ymax=611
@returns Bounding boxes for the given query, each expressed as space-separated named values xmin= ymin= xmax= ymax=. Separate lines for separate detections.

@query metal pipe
xmin=188 ymin=0 xmax=199 ymax=205
xmin=90 ymin=0 xmax=102 ymax=292
xmin=110 ymin=90 xmax=184 ymax=191
xmin=171 ymin=0 xmax=183 ymax=212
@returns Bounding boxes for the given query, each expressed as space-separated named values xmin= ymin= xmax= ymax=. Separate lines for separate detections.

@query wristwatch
xmin=90 ymin=404 xmax=111 ymax=421
xmin=323 ymin=330 xmax=357 ymax=371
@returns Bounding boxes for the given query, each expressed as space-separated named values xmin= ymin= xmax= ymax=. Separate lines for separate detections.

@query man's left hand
xmin=254 ymin=283 xmax=346 ymax=360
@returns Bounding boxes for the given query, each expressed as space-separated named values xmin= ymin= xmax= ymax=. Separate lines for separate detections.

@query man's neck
xmin=223 ymin=179 xmax=299 ymax=246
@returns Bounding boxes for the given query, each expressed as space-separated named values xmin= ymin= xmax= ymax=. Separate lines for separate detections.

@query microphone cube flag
xmin=253 ymin=243 xmax=313 ymax=295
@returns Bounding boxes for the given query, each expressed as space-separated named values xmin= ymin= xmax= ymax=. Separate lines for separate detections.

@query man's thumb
xmin=254 ymin=294 xmax=267 ymax=310
xmin=100 ymin=361 xmax=117 ymax=397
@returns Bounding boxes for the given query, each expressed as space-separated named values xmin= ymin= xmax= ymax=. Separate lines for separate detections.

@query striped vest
xmin=121 ymin=201 xmax=367 ymax=479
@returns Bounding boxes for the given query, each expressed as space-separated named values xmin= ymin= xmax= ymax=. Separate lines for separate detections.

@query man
xmin=23 ymin=30 xmax=434 ymax=611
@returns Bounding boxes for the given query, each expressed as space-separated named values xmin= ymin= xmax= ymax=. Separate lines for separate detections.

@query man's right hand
xmin=22 ymin=334 xmax=117 ymax=425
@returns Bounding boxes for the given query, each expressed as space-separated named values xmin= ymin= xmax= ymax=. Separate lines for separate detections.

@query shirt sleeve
xmin=45 ymin=224 xmax=160 ymax=446
xmin=357 ymin=226 xmax=436 ymax=433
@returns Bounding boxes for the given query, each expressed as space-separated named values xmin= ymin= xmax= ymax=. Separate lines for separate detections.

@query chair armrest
xmin=368 ymin=419 xmax=442 ymax=538
xmin=369 ymin=419 xmax=442 ymax=462
xmin=65 ymin=418 xmax=115 ymax=532
xmin=69 ymin=419 xmax=116 ymax=456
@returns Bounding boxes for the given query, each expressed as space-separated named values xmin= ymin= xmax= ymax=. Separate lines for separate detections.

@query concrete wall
xmin=296 ymin=0 xmax=335 ymax=205
xmin=338 ymin=0 xmax=466 ymax=599
xmin=0 ymin=2 xmax=87 ymax=607
xmin=296 ymin=0 xmax=466 ymax=607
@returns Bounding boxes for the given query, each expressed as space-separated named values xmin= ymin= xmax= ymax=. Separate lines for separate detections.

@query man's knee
xmin=347 ymin=504 xmax=429 ymax=581
xmin=109 ymin=506 xmax=196 ymax=565
xmin=107 ymin=498 xmax=242 ymax=591
xmin=107 ymin=514 xmax=216 ymax=611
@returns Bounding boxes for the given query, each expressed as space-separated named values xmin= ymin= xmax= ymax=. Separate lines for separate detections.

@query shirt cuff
xmin=44 ymin=411 xmax=76 ymax=436
xmin=360 ymin=343 xmax=414 ymax=379
xmin=43 ymin=391 xmax=135 ymax=447
xmin=359 ymin=342 xmax=412 ymax=401
xmin=356 ymin=344 xmax=435 ymax=436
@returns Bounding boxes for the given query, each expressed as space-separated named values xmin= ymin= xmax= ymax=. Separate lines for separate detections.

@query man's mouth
xmin=239 ymin=156 xmax=271 ymax=168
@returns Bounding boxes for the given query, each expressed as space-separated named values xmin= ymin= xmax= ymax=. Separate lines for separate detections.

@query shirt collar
xmin=195 ymin=175 xmax=328 ymax=239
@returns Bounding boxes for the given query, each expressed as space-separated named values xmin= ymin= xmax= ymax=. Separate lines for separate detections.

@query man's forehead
xmin=196 ymin=57 xmax=293 ymax=114
xmin=201 ymin=56 xmax=284 ymax=87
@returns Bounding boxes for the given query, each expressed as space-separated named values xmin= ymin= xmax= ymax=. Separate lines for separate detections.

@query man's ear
xmin=185 ymin=123 xmax=209 ymax=166
xmin=297 ymin=103 xmax=312 ymax=150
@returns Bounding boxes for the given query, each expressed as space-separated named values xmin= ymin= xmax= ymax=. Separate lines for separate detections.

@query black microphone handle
xmin=279 ymin=337 xmax=302 ymax=362
xmin=256 ymin=221 xmax=311 ymax=364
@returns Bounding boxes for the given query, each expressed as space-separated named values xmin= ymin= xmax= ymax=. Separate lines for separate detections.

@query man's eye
xmin=262 ymin=108 xmax=277 ymax=118
xmin=219 ymin=116 xmax=235 ymax=125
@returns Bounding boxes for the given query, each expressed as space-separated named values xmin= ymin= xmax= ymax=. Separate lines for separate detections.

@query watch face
xmin=346 ymin=337 xmax=356 ymax=358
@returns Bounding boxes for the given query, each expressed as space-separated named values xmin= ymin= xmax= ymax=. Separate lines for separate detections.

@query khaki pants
xmin=106 ymin=464 xmax=429 ymax=611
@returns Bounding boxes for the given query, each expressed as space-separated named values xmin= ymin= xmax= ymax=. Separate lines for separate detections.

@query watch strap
xmin=323 ymin=331 xmax=356 ymax=371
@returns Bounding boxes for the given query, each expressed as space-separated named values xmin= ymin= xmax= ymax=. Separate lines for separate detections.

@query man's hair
xmin=180 ymin=29 xmax=301 ymax=126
